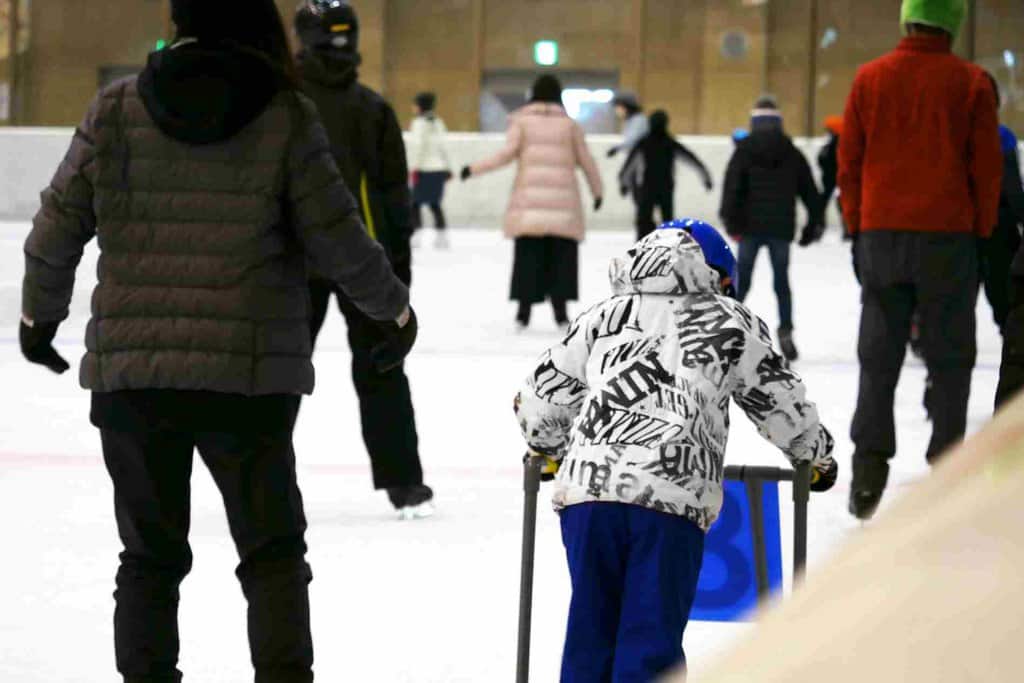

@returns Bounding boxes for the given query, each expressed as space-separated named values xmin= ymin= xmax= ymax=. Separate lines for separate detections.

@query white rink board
xmin=0 ymin=222 xmax=1004 ymax=682
xmin=0 ymin=128 xmax=852 ymax=228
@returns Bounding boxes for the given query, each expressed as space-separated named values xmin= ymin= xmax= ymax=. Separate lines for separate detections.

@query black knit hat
xmin=414 ymin=92 xmax=437 ymax=112
xmin=530 ymin=74 xmax=563 ymax=104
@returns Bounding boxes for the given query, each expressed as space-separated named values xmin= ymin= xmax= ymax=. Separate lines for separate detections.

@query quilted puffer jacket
xmin=22 ymin=41 xmax=408 ymax=395
xmin=469 ymin=102 xmax=603 ymax=242
xmin=514 ymin=228 xmax=834 ymax=531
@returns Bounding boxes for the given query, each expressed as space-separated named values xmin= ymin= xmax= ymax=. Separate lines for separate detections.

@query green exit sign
xmin=534 ymin=40 xmax=559 ymax=66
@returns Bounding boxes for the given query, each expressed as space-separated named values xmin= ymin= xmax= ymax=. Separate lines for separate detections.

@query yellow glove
xmin=524 ymin=451 xmax=561 ymax=482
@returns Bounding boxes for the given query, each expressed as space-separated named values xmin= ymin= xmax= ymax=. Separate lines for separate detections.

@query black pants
xmin=97 ymin=393 xmax=311 ymax=683
xmin=980 ymin=220 xmax=1020 ymax=332
xmin=635 ymin=188 xmax=674 ymax=241
xmin=851 ymin=231 xmax=977 ymax=464
xmin=736 ymin=235 xmax=793 ymax=330
xmin=309 ymin=279 xmax=423 ymax=489
xmin=413 ymin=202 xmax=447 ymax=230
xmin=517 ymin=298 xmax=568 ymax=326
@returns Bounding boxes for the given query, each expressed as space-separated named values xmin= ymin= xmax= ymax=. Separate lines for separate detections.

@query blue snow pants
xmin=559 ymin=502 xmax=705 ymax=683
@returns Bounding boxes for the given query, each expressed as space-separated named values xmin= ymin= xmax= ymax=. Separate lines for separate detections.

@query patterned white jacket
xmin=514 ymin=228 xmax=834 ymax=532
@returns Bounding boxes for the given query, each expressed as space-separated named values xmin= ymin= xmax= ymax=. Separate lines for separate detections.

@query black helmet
xmin=295 ymin=0 xmax=359 ymax=51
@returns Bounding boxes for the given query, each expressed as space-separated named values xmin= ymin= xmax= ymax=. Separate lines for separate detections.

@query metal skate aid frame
xmin=516 ymin=454 xmax=544 ymax=683
xmin=723 ymin=461 xmax=812 ymax=596
xmin=514 ymin=458 xmax=812 ymax=682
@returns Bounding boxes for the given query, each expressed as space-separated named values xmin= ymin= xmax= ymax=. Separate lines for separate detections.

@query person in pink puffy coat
xmin=462 ymin=74 xmax=604 ymax=329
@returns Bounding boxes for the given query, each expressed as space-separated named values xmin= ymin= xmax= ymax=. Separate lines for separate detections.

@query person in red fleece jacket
xmin=838 ymin=0 xmax=1002 ymax=521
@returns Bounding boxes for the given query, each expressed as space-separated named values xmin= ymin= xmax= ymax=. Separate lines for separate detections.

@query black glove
xmin=20 ymin=320 xmax=70 ymax=374
xmin=798 ymin=222 xmax=825 ymax=247
xmin=593 ymin=197 xmax=603 ymax=212
xmin=810 ymin=458 xmax=839 ymax=493
xmin=460 ymin=166 xmax=472 ymax=181
xmin=371 ymin=307 xmax=418 ymax=373
xmin=606 ymin=146 xmax=619 ymax=158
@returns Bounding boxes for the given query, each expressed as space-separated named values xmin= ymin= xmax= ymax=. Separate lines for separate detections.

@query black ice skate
xmin=387 ymin=484 xmax=435 ymax=521
xmin=848 ymin=453 xmax=889 ymax=521
xmin=778 ymin=326 xmax=798 ymax=362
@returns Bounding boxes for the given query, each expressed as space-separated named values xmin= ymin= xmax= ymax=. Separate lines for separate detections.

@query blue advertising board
xmin=690 ymin=479 xmax=783 ymax=622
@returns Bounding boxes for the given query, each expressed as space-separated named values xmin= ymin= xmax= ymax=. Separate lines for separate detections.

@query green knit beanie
xmin=900 ymin=0 xmax=966 ymax=37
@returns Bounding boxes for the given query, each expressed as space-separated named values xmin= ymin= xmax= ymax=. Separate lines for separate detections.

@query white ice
xmin=0 ymin=222 xmax=1003 ymax=681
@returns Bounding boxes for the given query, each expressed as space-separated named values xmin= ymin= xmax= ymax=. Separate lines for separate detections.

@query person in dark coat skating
xmin=295 ymin=0 xmax=433 ymax=518
xmin=818 ymin=115 xmax=848 ymax=237
xmin=978 ymin=75 xmax=1024 ymax=335
xmin=719 ymin=95 xmax=824 ymax=361
xmin=839 ymin=0 xmax=1002 ymax=520
xmin=17 ymin=1 xmax=415 ymax=680
xmin=618 ymin=110 xmax=714 ymax=240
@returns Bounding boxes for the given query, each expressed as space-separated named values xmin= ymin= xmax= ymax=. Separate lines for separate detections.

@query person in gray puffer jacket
xmin=18 ymin=2 xmax=412 ymax=682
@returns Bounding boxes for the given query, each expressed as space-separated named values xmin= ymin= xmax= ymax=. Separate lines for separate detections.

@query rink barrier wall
xmin=3 ymin=128 xmax=1019 ymax=231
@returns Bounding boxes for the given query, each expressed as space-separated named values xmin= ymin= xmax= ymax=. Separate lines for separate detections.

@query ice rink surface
xmin=0 ymin=222 xmax=1004 ymax=681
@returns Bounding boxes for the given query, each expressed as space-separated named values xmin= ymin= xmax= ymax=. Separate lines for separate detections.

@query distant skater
xmin=461 ymin=74 xmax=603 ymax=330
xmin=618 ymin=109 xmax=714 ymax=240
xmin=409 ymin=91 xmax=453 ymax=248
xmin=720 ymin=95 xmax=824 ymax=361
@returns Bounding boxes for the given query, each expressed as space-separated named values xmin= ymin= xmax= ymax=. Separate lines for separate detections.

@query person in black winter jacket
xmin=992 ymin=123 xmax=1024 ymax=408
xmin=980 ymin=76 xmax=1024 ymax=336
xmin=295 ymin=0 xmax=433 ymax=518
xmin=619 ymin=110 xmax=713 ymax=240
xmin=818 ymin=115 xmax=848 ymax=238
xmin=720 ymin=96 xmax=823 ymax=361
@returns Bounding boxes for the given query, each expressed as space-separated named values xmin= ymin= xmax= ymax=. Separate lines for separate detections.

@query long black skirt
xmin=510 ymin=236 xmax=579 ymax=304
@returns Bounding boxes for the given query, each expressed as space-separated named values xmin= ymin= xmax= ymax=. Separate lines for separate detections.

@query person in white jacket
xmin=408 ymin=91 xmax=452 ymax=247
xmin=514 ymin=219 xmax=838 ymax=683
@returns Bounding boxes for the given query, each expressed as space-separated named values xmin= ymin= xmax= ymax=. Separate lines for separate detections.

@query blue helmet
xmin=658 ymin=218 xmax=738 ymax=297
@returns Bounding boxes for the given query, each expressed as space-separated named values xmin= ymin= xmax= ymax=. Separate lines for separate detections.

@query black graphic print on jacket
xmin=515 ymin=229 xmax=834 ymax=531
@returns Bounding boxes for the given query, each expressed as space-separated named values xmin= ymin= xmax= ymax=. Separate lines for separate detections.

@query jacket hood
xmin=609 ymin=228 xmax=721 ymax=296
xmin=297 ymin=47 xmax=361 ymax=89
xmin=138 ymin=41 xmax=290 ymax=145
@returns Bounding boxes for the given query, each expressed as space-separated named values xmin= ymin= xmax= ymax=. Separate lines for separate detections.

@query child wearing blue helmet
xmin=514 ymin=219 xmax=837 ymax=682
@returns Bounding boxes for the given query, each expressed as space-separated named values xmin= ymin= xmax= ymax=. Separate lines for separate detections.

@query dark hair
xmin=649 ymin=109 xmax=670 ymax=135
xmin=613 ymin=92 xmax=642 ymax=115
xmin=172 ymin=0 xmax=298 ymax=86
xmin=530 ymin=74 xmax=563 ymax=104
xmin=415 ymin=92 xmax=437 ymax=112
xmin=754 ymin=94 xmax=779 ymax=111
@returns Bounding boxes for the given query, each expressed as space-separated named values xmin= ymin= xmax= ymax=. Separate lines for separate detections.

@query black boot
xmin=849 ymin=453 xmax=890 ymax=521
xmin=778 ymin=326 xmax=798 ymax=361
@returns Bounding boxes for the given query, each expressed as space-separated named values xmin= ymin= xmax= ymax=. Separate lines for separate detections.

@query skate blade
xmin=398 ymin=501 xmax=436 ymax=521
